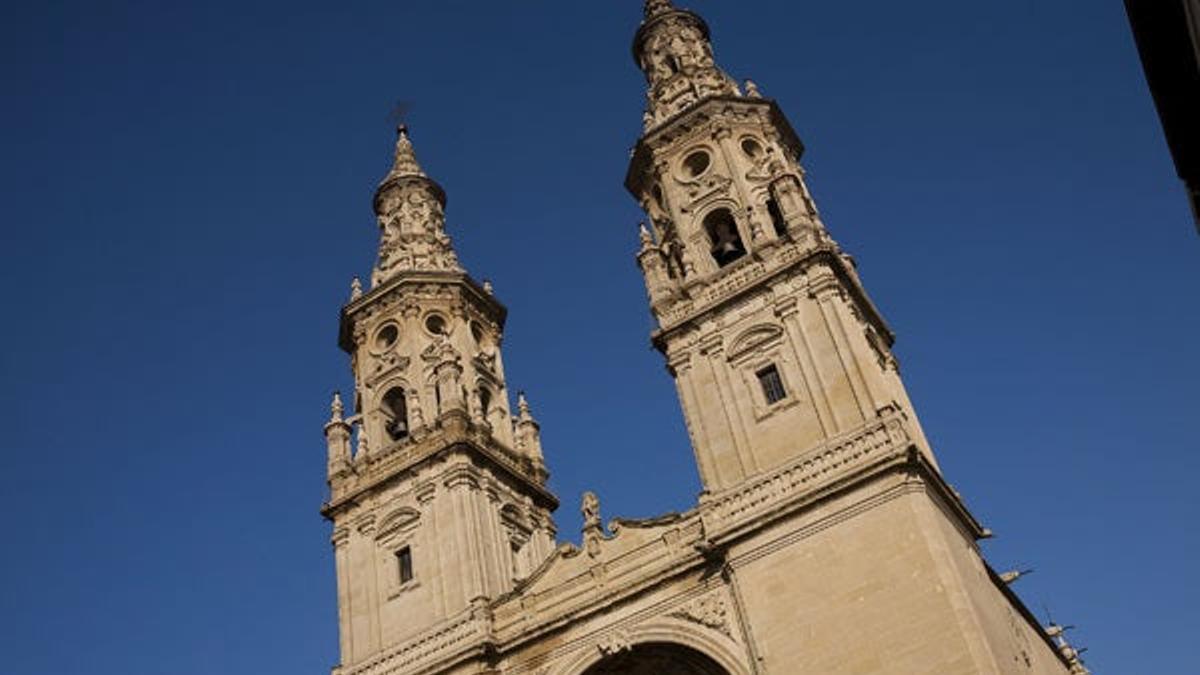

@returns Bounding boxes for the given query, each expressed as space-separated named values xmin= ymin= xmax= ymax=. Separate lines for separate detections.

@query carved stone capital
xmin=773 ymin=296 xmax=800 ymax=319
xmin=807 ymin=266 xmax=843 ymax=301
xmin=415 ymin=481 xmax=436 ymax=505
xmin=698 ymin=333 xmax=724 ymax=356
xmin=443 ymin=464 xmax=481 ymax=490
xmin=331 ymin=526 xmax=351 ymax=549
xmin=354 ymin=513 xmax=377 ymax=536
xmin=666 ymin=350 xmax=694 ymax=376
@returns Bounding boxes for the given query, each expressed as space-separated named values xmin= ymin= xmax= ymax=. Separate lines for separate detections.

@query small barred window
xmin=757 ymin=365 xmax=787 ymax=404
xmin=396 ymin=547 xmax=414 ymax=583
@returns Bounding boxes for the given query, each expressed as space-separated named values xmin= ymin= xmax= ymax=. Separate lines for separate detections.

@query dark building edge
xmin=1124 ymin=0 xmax=1200 ymax=231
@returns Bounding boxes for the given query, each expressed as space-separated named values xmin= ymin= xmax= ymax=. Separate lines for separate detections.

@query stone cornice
xmin=650 ymin=245 xmax=895 ymax=354
xmin=337 ymin=409 xmax=994 ymax=674
xmin=700 ymin=408 xmax=984 ymax=548
xmin=338 ymin=271 xmax=506 ymax=353
xmin=626 ymin=96 xmax=805 ymax=197
xmin=320 ymin=424 xmax=558 ymax=521
xmin=984 ymin=562 xmax=1079 ymax=673
xmin=332 ymin=603 xmax=495 ymax=675
xmin=488 ymin=409 xmax=984 ymax=653
xmin=374 ymin=172 xmax=447 ymax=213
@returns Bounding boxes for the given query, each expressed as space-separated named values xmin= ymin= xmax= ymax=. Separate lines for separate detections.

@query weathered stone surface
xmin=319 ymin=2 xmax=1089 ymax=674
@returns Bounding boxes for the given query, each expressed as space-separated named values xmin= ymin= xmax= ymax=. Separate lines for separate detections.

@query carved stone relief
xmin=668 ymin=591 xmax=734 ymax=638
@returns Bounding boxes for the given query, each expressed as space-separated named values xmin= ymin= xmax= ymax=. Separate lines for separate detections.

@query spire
xmin=644 ymin=0 xmax=674 ymax=19
xmin=517 ymin=392 xmax=536 ymax=423
xmin=324 ymin=391 xmax=352 ymax=480
xmin=632 ymin=0 xmax=738 ymax=129
xmin=514 ymin=392 xmax=547 ymax=480
xmin=381 ymin=124 xmax=427 ymax=183
xmin=370 ymin=125 xmax=461 ymax=286
xmin=638 ymin=221 xmax=654 ymax=248
xmin=329 ymin=391 xmax=345 ymax=423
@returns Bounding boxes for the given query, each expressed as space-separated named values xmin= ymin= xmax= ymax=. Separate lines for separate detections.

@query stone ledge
xmin=341 ymin=409 xmax=987 ymax=674
xmin=322 ymin=423 xmax=557 ymax=521
xmin=333 ymin=604 xmax=493 ymax=675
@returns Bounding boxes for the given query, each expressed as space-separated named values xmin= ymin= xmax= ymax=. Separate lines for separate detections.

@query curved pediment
xmin=376 ymin=506 xmax=421 ymax=539
xmin=726 ymin=323 xmax=783 ymax=361
xmin=492 ymin=508 xmax=705 ymax=637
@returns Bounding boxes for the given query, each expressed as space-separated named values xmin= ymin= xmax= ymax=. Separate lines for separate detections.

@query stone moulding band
xmin=652 ymin=246 xmax=894 ymax=354
xmin=322 ymin=428 xmax=558 ymax=520
xmin=703 ymin=408 xmax=913 ymax=540
xmin=333 ymin=605 xmax=493 ymax=675
xmin=330 ymin=410 xmax=926 ymax=675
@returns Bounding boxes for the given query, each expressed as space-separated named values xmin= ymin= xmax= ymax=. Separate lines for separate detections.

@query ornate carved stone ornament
xmin=366 ymin=354 xmax=411 ymax=388
xmin=420 ymin=333 xmax=458 ymax=366
xmin=581 ymin=490 xmax=605 ymax=557
xmin=635 ymin=0 xmax=738 ymax=129
xmin=370 ymin=127 xmax=465 ymax=286
xmin=319 ymin=2 xmax=1088 ymax=672
xmin=668 ymin=591 xmax=733 ymax=638
xmin=595 ymin=629 xmax=633 ymax=657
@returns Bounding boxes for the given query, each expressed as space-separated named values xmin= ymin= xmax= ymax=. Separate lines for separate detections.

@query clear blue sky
xmin=1 ymin=1 xmax=1195 ymax=673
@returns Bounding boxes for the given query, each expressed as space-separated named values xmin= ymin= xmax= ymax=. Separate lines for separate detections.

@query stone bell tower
xmin=617 ymin=2 xmax=1089 ymax=673
xmin=320 ymin=127 xmax=558 ymax=671
xmin=315 ymin=5 xmax=1091 ymax=674
xmin=626 ymin=0 xmax=936 ymax=493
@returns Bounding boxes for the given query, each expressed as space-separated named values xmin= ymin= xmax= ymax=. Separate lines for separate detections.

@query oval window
xmin=425 ymin=314 xmax=447 ymax=336
xmin=682 ymin=150 xmax=711 ymax=178
xmin=741 ymin=137 xmax=763 ymax=159
xmin=374 ymin=324 xmax=399 ymax=351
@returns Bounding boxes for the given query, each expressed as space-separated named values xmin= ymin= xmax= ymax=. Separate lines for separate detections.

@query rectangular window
xmin=757 ymin=365 xmax=787 ymax=404
xmin=396 ymin=547 xmax=414 ymax=584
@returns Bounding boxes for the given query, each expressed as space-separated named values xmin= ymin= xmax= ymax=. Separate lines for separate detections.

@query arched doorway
xmin=581 ymin=643 xmax=731 ymax=675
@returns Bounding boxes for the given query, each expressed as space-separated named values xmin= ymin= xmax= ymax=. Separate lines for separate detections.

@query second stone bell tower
xmin=321 ymin=127 xmax=558 ymax=668
xmin=319 ymin=3 xmax=1091 ymax=674
xmin=627 ymin=0 xmax=934 ymax=493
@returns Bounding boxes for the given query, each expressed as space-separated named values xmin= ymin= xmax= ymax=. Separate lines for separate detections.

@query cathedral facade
xmin=319 ymin=2 xmax=1088 ymax=673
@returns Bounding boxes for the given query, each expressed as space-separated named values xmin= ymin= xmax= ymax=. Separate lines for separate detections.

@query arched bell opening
xmin=479 ymin=387 xmax=493 ymax=419
xmin=381 ymin=387 xmax=409 ymax=441
xmin=766 ymin=197 xmax=787 ymax=237
xmin=581 ymin=642 xmax=732 ymax=675
xmin=703 ymin=208 xmax=746 ymax=267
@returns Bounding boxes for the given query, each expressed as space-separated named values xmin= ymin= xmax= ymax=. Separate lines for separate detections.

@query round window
xmin=740 ymin=137 xmax=763 ymax=159
xmin=374 ymin=323 xmax=399 ymax=351
xmin=682 ymin=150 xmax=711 ymax=178
xmin=425 ymin=314 xmax=448 ymax=336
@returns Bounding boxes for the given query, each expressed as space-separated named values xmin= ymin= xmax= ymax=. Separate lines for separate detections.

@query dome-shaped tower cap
xmin=632 ymin=0 xmax=711 ymax=64
xmin=374 ymin=124 xmax=447 ymax=211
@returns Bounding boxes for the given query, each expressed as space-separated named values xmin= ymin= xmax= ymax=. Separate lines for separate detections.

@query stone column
xmin=331 ymin=526 xmax=353 ymax=664
xmin=701 ymin=334 xmax=756 ymax=485
xmin=669 ymin=350 xmax=721 ymax=490
xmin=810 ymin=267 xmax=874 ymax=424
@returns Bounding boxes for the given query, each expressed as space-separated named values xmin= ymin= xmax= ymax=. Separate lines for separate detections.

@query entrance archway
xmin=580 ymin=643 xmax=731 ymax=675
